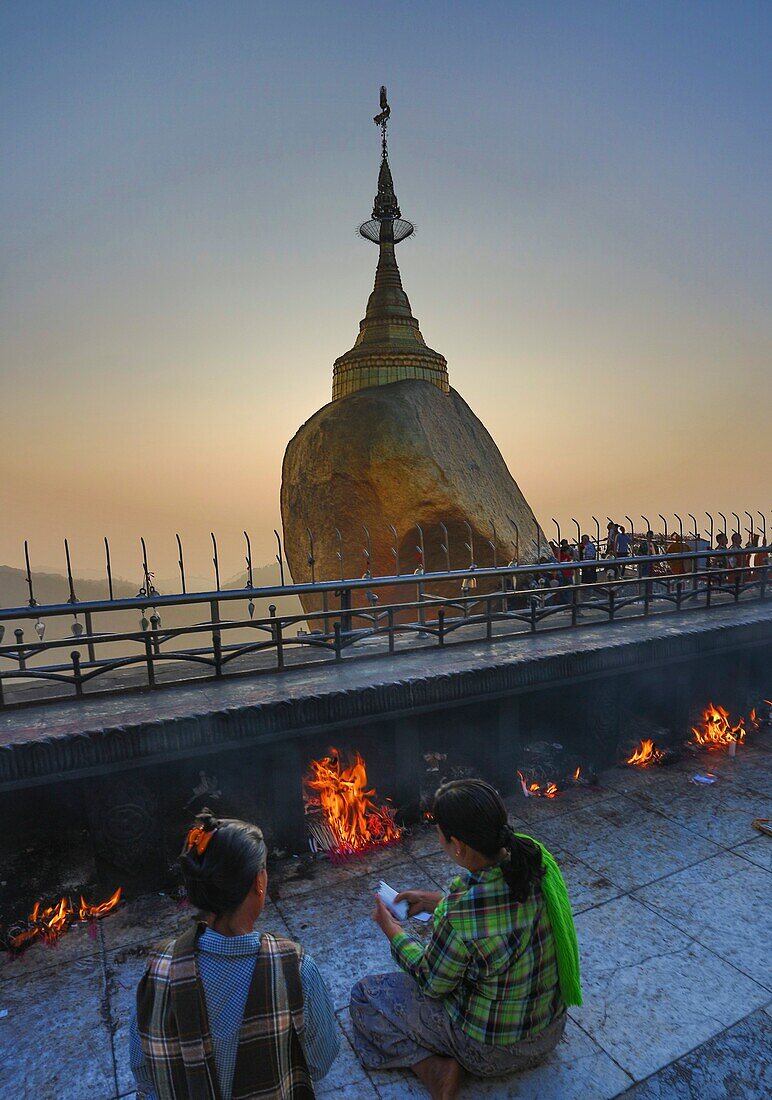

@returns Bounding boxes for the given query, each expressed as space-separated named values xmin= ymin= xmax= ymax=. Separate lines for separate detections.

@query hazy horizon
xmin=2 ymin=2 xmax=770 ymax=582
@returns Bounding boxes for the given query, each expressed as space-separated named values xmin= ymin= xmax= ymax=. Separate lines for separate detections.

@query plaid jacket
xmin=136 ymin=923 xmax=314 ymax=1100
xmin=391 ymin=865 xmax=563 ymax=1045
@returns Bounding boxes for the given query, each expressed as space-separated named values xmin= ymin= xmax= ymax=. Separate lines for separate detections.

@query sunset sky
xmin=2 ymin=2 xmax=770 ymax=585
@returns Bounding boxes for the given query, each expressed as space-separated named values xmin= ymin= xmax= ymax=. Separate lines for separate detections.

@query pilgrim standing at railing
xmin=579 ymin=534 xmax=597 ymax=585
xmin=749 ymin=533 xmax=768 ymax=583
xmin=637 ymin=531 xmax=655 ymax=579
xmin=615 ymin=526 xmax=631 ymax=576
xmin=727 ymin=531 xmax=744 ymax=586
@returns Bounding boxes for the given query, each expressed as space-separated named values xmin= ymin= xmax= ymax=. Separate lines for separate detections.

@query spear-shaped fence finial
xmin=24 ymin=541 xmax=37 ymax=607
xmin=488 ymin=521 xmax=497 ymax=568
xmin=464 ymin=521 xmax=474 ymax=568
xmin=307 ymin=528 xmax=316 ymax=584
xmin=273 ymin=530 xmax=285 ymax=587
xmin=211 ymin=532 xmax=221 ymax=591
xmin=388 ymin=524 xmax=400 ymax=576
xmin=244 ymin=531 xmax=254 ymax=589
xmin=438 ymin=523 xmax=450 ymax=572
xmin=103 ymin=537 xmax=114 ymax=601
xmin=176 ymin=533 xmax=187 ymax=594
xmin=335 ymin=528 xmax=344 ymax=581
xmin=139 ymin=537 xmax=158 ymax=598
xmin=64 ymin=539 xmax=77 ymax=604
xmin=507 ymin=516 xmax=520 ymax=565
xmin=415 ymin=523 xmax=426 ymax=571
xmin=362 ymin=525 xmax=373 ymax=577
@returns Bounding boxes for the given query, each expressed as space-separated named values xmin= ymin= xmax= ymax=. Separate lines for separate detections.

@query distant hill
xmin=0 ymin=565 xmax=136 ymax=609
xmin=0 ymin=563 xmax=305 ymax=645
xmin=224 ymin=562 xmax=296 ymax=590
xmin=0 ymin=561 xmax=299 ymax=609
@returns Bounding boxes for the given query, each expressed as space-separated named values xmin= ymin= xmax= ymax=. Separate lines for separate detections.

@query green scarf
xmin=518 ymin=833 xmax=583 ymax=1007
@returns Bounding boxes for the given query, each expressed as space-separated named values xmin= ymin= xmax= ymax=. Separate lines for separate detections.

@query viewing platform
xmin=2 ymin=733 xmax=769 ymax=1099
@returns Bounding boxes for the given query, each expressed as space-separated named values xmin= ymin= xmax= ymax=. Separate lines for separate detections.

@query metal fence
xmin=1 ymin=526 xmax=769 ymax=708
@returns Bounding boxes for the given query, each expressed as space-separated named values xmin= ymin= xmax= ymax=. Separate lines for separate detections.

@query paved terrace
xmin=1 ymin=736 xmax=770 ymax=1099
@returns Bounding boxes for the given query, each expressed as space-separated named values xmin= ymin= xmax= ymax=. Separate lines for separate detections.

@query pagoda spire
xmin=331 ymin=88 xmax=449 ymax=402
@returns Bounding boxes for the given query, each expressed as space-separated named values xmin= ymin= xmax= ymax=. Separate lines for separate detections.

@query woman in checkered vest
xmin=130 ymin=810 xmax=339 ymax=1099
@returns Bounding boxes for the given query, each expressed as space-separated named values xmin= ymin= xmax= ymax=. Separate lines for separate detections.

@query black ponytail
xmin=178 ymin=807 xmax=267 ymax=916
xmin=432 ymin=780 xmax=543 ymax=903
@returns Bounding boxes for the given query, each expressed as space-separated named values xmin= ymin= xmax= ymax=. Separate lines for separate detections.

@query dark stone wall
xmin=0 ymin=609 xmax=769 ymax=880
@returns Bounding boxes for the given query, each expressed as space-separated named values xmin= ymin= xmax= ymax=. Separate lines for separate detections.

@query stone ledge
xmin=0 ymin=603 xmax=770 ymax=789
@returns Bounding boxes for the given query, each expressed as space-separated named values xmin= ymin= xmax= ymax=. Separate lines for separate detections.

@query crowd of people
xmin=130 ymin=782 xmax=581 ymax=1099
xmin=520 ymin=521 xmax=768 ymax=604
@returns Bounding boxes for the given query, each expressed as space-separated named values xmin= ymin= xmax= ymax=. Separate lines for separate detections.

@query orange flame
xmin=626 ymin=739 xmax=665 ymax=767
xmin=79 ymin=887 xmax=122 ymax=922
xmin=518 ymin=771 xmax=560 ymax=798
xmin=42 ymin=896 xmax=73 ymax=940
xmin=304 ymin=749 xmax=401 ymax=854
xmin=750 ymin=703 xmax=771 ymax=732
xmin=572 ymin=766 xmax=581 ymax=782
xmin=8 ymin=888 xmax=122 ymax=952
xmin=11 ymin=896 xmax=75 ymax=947
xmin=691 ymin=703 xmax=745 ymax=749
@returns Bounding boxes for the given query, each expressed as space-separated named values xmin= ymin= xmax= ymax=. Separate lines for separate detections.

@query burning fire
xmin=626 ymin=739 xmax=665 ymax=767
xmin=691 ymin=703 xmax=745 ymax=749
xmin=79 ymin=887 xmax=122 ymax=922
xmin=304 ymin=749 xmax=401 ymax=855
xmin=6 ymin=888 xmax=122 ymax=953
xmin=572 ymin=766 xmax=581 ymax=782
xmin=518 ymin=771 xmax=560 ymax=798
xmin=750 ymin=702 xmax=771 ymax=732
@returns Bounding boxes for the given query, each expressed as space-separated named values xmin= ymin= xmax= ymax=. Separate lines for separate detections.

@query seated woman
xmin=130 ymin=809 xmax=339 ymax=1099
xmin=350 ymin=779 xmax=581 ymax=1099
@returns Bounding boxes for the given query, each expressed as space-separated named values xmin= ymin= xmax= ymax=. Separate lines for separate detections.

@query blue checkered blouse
xmin=129 ymin=928 xmax=339 ymax=1098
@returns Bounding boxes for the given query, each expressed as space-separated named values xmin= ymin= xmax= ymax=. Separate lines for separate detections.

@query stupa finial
xmin=359 ymin=87 xmax=413 ymax=245
xmin=331 ymin=87 xmax=448 ymax=401
xmin=371 ymin=87 xmax=400 ymax=221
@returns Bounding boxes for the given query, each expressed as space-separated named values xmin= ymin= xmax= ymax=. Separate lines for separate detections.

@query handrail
xmin=0 ymin=546 xmax=760 ymax=621
xmin=0 ymin=544 xmax=768 ymax=709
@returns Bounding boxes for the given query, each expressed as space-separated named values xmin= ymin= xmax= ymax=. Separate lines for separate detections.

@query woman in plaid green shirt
xmin=350 ymin=780 xmax=580 ymax=1099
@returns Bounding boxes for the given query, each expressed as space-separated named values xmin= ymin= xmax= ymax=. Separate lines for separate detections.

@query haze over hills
xmin=0 ymin=562 xmax=303 ymax=650
xmin=0 ymin=565 xmax=136 ymax=609
xmin=0 ymin=562 xmax=296 ymax=608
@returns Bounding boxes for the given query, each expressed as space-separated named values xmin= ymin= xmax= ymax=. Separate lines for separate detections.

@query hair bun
xmin=196 ymin=808 xmax=219 ymax=831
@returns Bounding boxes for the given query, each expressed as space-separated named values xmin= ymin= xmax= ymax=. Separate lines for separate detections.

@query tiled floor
xmin=1 ymin=741 xmax=769 ymax=1099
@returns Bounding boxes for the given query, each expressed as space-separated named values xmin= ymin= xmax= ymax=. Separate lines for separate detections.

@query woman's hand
xmin=371 ymin=895 xmax=402 ymax=941
xmin=394 ymin=889 xmax=443 ymax=917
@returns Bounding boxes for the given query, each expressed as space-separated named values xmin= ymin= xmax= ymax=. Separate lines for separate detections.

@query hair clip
xmin=186 ymin=824 xmax=216 ymax=857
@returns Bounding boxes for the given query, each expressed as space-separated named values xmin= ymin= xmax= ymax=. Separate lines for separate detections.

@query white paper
xmin=378 ymin=880 xmax=408 ymax=920
xmin=378 ymin=880 xmax=432 ymax=922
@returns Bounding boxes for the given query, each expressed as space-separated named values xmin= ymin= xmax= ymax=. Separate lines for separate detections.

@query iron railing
xmin=1 ymin=532 xmax=769 ymax=708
